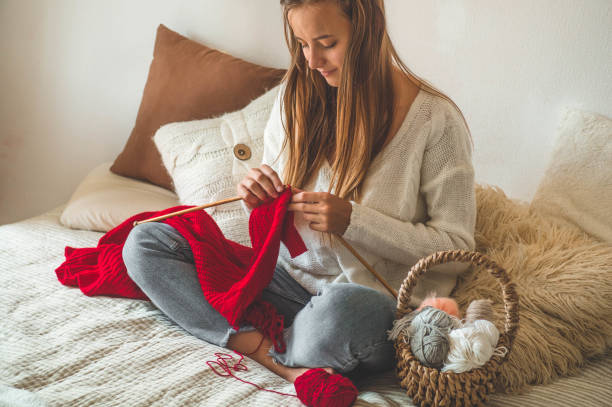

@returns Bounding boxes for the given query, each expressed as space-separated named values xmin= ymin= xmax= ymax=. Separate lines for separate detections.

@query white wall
xmin=1 ymin=0 xmax=610 ymax=225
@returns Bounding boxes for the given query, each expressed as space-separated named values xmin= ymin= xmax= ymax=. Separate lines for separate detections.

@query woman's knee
xmin=123 ymin=223 xmax=154 ymax=261
xmin=122 ymin=222 xmax=189 ymax=281
xmin=322 ymin=284 xmax=396 ymax=371
xmin=312 ymin=284 xmax=396 ymax=335
xmin=289 ymin=284 xmax=396 ymax=370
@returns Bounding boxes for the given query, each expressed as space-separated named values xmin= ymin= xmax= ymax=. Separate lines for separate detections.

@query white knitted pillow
xmin=154 ymin=85 xmax=279 ymax=246
xmin=531 ymin=109 xmax=612 ymax=243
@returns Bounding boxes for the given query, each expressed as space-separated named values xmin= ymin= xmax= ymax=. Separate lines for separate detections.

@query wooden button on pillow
xmin=154 ymin=86 xmax=281 ymax=246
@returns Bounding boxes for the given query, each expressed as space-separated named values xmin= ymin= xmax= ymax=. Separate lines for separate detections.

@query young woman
xmin=123 ymin=0 xmax=475 ymax=399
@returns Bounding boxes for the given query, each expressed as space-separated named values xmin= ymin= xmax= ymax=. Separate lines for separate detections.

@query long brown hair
xmin=279 ymin=0 xmax=470 ymax=202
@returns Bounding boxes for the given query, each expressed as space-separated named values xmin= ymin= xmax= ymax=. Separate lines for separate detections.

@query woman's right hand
xmin=237 ymin=164 xmax=285 ymax=210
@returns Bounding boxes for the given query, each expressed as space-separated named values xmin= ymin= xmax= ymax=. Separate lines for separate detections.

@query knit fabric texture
xmin=154 ymin=85 xmax=281 ymax=247
xmin=55 ymin=188 xmax=306 ymax=352
xmin=294 ymin=368 xmax=358 ymax=407
xmin=257 ymin=84 xmax=477 ymax=307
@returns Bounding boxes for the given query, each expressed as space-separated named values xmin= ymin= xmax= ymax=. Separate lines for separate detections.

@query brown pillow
xmin=110 ymin=24 xmax=286 ymax=190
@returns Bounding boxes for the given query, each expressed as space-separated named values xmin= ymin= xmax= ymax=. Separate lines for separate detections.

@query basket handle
xmin=396 ymin=250 xmax=520 ymax=348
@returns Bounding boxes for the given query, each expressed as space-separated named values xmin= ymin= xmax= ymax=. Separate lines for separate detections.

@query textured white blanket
xmin=1 ymin=207 xmax=610 ymax=406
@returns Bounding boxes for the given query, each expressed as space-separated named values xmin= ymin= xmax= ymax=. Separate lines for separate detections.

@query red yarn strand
xmin=206 ymin=351 xmax=299 ymax=398
xmin=206 ymin=353 xmax=360 ymax=406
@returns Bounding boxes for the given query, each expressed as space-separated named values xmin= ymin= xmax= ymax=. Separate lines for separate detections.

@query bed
xmin=1 ymin=204 xmax=611 ymax=406
xmin=2 ymin=24 xmax=611 ymax=407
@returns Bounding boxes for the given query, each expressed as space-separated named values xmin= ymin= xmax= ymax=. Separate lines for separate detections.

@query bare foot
xmin=283 ymin=366 xmax=336 ymax=383
xmin=227 ymin=330 xmax=335 ymax=383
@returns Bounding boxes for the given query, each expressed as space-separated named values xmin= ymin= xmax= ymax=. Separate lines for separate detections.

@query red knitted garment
xmin=55 ymin=189 xmax=306 ymax=352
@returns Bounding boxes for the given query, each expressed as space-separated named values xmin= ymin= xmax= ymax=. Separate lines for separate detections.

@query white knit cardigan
xmin=245 ymin=85 xmax=476 ymax=307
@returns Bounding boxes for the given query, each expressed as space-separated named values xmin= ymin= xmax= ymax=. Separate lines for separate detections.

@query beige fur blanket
xmin=452 ymin=185 xmax=612 ymax=393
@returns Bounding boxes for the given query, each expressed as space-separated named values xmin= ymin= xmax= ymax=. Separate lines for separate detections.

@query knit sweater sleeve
xmin=342 ymin=102 xmax=476 ymax=264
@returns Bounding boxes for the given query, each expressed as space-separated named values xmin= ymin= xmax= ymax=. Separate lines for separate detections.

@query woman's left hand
xmin=287 ymin=187 xmax=352 ymax=235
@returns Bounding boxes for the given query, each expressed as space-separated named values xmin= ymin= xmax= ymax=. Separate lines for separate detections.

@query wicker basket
xmin=394 ymin=250 xmax=520 ymax=407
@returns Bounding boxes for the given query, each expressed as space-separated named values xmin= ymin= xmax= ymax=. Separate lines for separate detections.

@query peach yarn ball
xmin=417 ymin=297 xmax=460 ymax=318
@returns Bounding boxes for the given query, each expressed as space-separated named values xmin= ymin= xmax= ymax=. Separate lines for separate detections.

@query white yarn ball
xmin=472 ymin=319 xmax=500 ymax=346
xmin=442 ymin=319 xmax=502 ymax=373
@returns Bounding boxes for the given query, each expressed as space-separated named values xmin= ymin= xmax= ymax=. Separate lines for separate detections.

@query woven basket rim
xmin=395 ymin=249 xmax=520 ymax=381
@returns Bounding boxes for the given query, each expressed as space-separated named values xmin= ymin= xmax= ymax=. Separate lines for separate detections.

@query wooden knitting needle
xmin=132 ymin=194 xmax=398 ymax=299
xmin=132 ymin=196 xmax=242 ymax=226
xmin=336 ymin=235 xmax=398 ymax=299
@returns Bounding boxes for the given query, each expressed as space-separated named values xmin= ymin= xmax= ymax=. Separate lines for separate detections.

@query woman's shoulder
xmin=417 ymin=90 xmax=470 ymax=149
xmin=418 ymin=90 xmax=464 ymax=126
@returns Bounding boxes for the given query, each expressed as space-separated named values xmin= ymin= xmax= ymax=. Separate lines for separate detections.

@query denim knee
xmin=271 ymin=283 xmax=396 ymax=373
xmin=313 ymin=284 xmax=396 ymax=352
xmin=121 ymin=222 xmax=251 ymax=347
xmin=123 ymin=223 xmax=151 ymax=280
xmin=122 ymin=222 xmax=190 ymax=282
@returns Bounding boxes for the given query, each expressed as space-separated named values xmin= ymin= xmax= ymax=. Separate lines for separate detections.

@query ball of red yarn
xmin=294 ymin=368 xmax=358 ymax=407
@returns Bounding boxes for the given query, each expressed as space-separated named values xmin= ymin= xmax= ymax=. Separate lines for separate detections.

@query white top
xmin=245 ymin=85 xmax=476 ymax=306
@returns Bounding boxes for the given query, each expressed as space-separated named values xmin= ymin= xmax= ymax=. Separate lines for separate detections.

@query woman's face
xmin=288 ymin=1 xmax=352 ymax=87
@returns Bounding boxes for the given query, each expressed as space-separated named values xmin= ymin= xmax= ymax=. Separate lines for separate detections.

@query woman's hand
xmin=288 ymin=187 xmax=352 ymax=235
xmin=237 ymin=164 xmax=285 ymax=210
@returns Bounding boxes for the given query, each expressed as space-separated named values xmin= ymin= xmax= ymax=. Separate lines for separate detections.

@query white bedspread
xmin=1 ymin=207 xmax=610 ymax=406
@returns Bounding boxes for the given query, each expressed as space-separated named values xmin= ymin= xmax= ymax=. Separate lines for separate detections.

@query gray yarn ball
xmin=409 ymin=306 xmax=455 ymax=368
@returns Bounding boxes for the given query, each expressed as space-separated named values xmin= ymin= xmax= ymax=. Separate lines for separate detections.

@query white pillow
xmin=60 ymin=162 xmax=180 ymax=232
xmin=154 ymin=85 xmax=279 ymax=246
xmin=531 ymin=109 xmax=612 ymax=243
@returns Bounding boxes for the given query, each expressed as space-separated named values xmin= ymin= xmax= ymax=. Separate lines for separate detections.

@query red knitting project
xmin=55 ymin=188 xmax=306 ymax=352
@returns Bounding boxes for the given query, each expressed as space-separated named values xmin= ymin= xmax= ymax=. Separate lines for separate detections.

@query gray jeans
xmin=122 ymin=222 xmax=396 ymax=375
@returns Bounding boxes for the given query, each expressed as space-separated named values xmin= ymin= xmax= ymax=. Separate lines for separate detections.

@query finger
xmin=303 ymin=215 xmax=326 ymax=232
xmin=293 ymin=191 xmax=322 ymax=203
xmin=287 ymin=202 xmax=319 ymax=213
xmin=248 ymin=168 xmax=277 ymax=198
xmin=244 ymin=177 xmax=270 ymax=201
xmin=249 ymin=168 xmax=279 ymax=198
xmin=309 ymin=222 xmax=325 ymax=232
xmin=237 ymin=185 xmax=253 ymax=210
xmin=302 ymin=212 xmax=324 ymax=223
xmin=237 ymin=184 xmax=259 ymax=209
xmin=260 ymin=164 xmax=285 ymax=193
xmin=318 ymin=202 xmax=331 ymax=214
xmin=291 ymin=186 xmax=304 ymax=194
